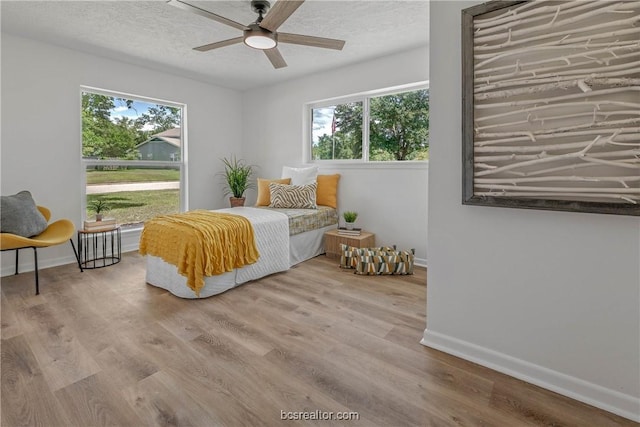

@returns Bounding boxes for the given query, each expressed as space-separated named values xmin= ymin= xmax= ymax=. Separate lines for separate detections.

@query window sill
xmin=308 ymin=161 xmax=428 ymax=170
xmin=120 ymin=224 xmax=143 ymax=234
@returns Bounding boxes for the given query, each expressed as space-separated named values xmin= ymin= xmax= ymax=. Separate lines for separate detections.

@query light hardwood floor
xmin=1 ymin=252 xmax=636 ymax=426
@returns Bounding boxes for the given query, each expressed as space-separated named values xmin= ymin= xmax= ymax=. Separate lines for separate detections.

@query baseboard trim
xmin=414 ymin=257 xmax=427 ymax=268
xmin=1 ymin=253 xmax=76 ymax=277
xmin=1 ymin=242 xmax=140 ymax=277
xmin=421 ymin=329 xmax=640 ymax=422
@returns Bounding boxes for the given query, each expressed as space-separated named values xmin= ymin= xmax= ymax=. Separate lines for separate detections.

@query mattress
xmin=261 ymin=205 xmax=338 ymax=264
xmin=258 ymin=205 xmax=338 ymax=235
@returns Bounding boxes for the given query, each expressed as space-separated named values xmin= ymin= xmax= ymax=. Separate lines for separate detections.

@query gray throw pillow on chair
xmin=1 ymin=191 xmax=48 ymax=237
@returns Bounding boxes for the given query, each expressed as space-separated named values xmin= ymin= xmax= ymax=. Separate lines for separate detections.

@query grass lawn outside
xmin=86 ymin=168 xmax=179 ymax=185
xmin=87 ymin=189 xmax=179 ymax=226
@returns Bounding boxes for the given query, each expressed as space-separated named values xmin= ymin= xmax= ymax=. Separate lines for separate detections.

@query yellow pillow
xmin=255 ymin=178 xmax=291 ymax=206
xmin=316 ymin=174 xmax=340 ymax=208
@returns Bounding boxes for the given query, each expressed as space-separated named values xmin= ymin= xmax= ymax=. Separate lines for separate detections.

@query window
xmin=81 ymin=87 xmax=187 ymax=229
xmin=309 ymin=83 xmax=429 ymax=162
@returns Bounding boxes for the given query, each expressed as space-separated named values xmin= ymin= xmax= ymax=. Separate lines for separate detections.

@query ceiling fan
xmin=168 ymin=0 xmax=346 ymax=69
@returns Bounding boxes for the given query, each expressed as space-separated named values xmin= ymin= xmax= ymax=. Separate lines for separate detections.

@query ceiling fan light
xmin=244 ymin=34 xmax=277 ymax=49
xmin=243 ymin=24 xmax=277 ymax=49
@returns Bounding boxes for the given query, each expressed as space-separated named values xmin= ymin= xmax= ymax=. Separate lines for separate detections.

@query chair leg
xmin=69 ymin=239 xmax=83 ymax=272
xmin=15 ymin=249 xmax=19 ymax=275
xmin=33 ymin=247 xmax=39 ymax=296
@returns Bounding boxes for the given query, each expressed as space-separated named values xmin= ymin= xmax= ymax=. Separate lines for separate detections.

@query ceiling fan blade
xmin=264 ymin=47 xmax=287 ymax=69
xmin=167 ymin=0 xmax=248 ymax=31
xmin=278 ymin=33 xmax=345 ymax=50
xmin=194 ymin=37 xmax=243 ymax=52
xmin=259 ymin=0 xmax=305 ymax=32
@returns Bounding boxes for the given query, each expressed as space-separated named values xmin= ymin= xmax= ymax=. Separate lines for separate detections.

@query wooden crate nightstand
xmin=324 ymin=229 xmax=375 ymax=258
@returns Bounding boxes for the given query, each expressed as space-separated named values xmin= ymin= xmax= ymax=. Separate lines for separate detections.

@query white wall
xmin=241 ymin=47 xmax=429 ymax=263
xmin=1 ymin=33 xmax=243 ymax=275
xmin=423 ymin=1 xmax=640 ymax=421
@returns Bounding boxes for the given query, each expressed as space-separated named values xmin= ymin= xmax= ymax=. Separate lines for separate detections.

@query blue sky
xmin=110 ymin=99 xmax=156 ymax=131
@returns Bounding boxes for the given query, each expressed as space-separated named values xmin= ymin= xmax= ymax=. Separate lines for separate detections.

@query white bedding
xmin=145 ymin=207 xmax=290 ymax=298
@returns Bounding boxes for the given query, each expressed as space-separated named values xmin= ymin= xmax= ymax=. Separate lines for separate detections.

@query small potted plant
xmin=87 ymin=198 xmax=110 ymax=221
xmin=220 ymin=156 xmax=255 ymax=207
xmin=343 ymin=210 xmax=358 ymax=230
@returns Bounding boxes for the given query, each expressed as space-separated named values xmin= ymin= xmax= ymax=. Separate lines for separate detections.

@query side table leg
xmin=70 ymin=238 xmax=83 ymax=272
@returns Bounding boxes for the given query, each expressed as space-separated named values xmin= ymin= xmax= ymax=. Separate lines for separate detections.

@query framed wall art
xmin=462 ymin=0 xmax=640 ymax=215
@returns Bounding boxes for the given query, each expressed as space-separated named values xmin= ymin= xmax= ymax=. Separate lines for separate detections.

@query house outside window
xmin=81 ymin=87 xmax=187 ymax=229
xmin=308 ymin=82 xmax=429 ymax=163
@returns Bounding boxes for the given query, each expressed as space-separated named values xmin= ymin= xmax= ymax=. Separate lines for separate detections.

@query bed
xmin=143 ymin=205 xmax=338 ymax=298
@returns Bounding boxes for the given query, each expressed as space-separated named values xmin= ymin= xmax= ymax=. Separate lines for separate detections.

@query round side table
xmin=77 ymin=226 xmax=121 ymax=269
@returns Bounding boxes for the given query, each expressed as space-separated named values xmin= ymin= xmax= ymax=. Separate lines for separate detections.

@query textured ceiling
xmin=1 ymin=0 xmax=429 ymax=91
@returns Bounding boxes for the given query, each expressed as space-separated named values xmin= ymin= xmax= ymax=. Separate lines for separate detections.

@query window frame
xmin=79 ymin=86 xmax=188 ymax=230
xmin=305 ymin=81 xmax=429 ymax=165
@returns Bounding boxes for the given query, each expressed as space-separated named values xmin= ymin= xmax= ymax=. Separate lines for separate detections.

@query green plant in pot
xmin=87 ymin=198 xmax=110 ymax=221
xmin=343 ymin=210 xmax=358 ymax=230
xmin=220 ymin=156 xmax=255 ymax=207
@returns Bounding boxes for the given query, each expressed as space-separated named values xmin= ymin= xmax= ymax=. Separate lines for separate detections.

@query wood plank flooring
xmin=1 ymin=252 xmax=637 ymax=426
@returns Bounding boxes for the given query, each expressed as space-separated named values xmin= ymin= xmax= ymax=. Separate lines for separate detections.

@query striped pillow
xmin=339 ymin=244 xmax=396 ymax=269
xmin=354 ymin=249 xmax=415 ymax=275
xmin=269 ymin=182 xmax=317 ymax=209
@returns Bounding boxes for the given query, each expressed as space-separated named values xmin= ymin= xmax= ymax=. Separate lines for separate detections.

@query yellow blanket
xmin=139 ymin=210 xmax=259 ymax=296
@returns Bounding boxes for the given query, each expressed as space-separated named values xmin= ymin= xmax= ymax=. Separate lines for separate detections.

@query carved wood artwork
xmin=462 ymin=0 xmax=640 ymax=215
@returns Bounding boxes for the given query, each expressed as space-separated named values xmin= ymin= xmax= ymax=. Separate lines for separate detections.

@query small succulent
xmin=343 ymin=211 xmax=358 ymax=223
xmin=87 ymin=198 xmax=110 ymax=214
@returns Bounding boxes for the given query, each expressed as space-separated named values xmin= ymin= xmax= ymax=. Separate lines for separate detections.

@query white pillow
xmin=281 ymin=165 xmax=318 ymax=186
